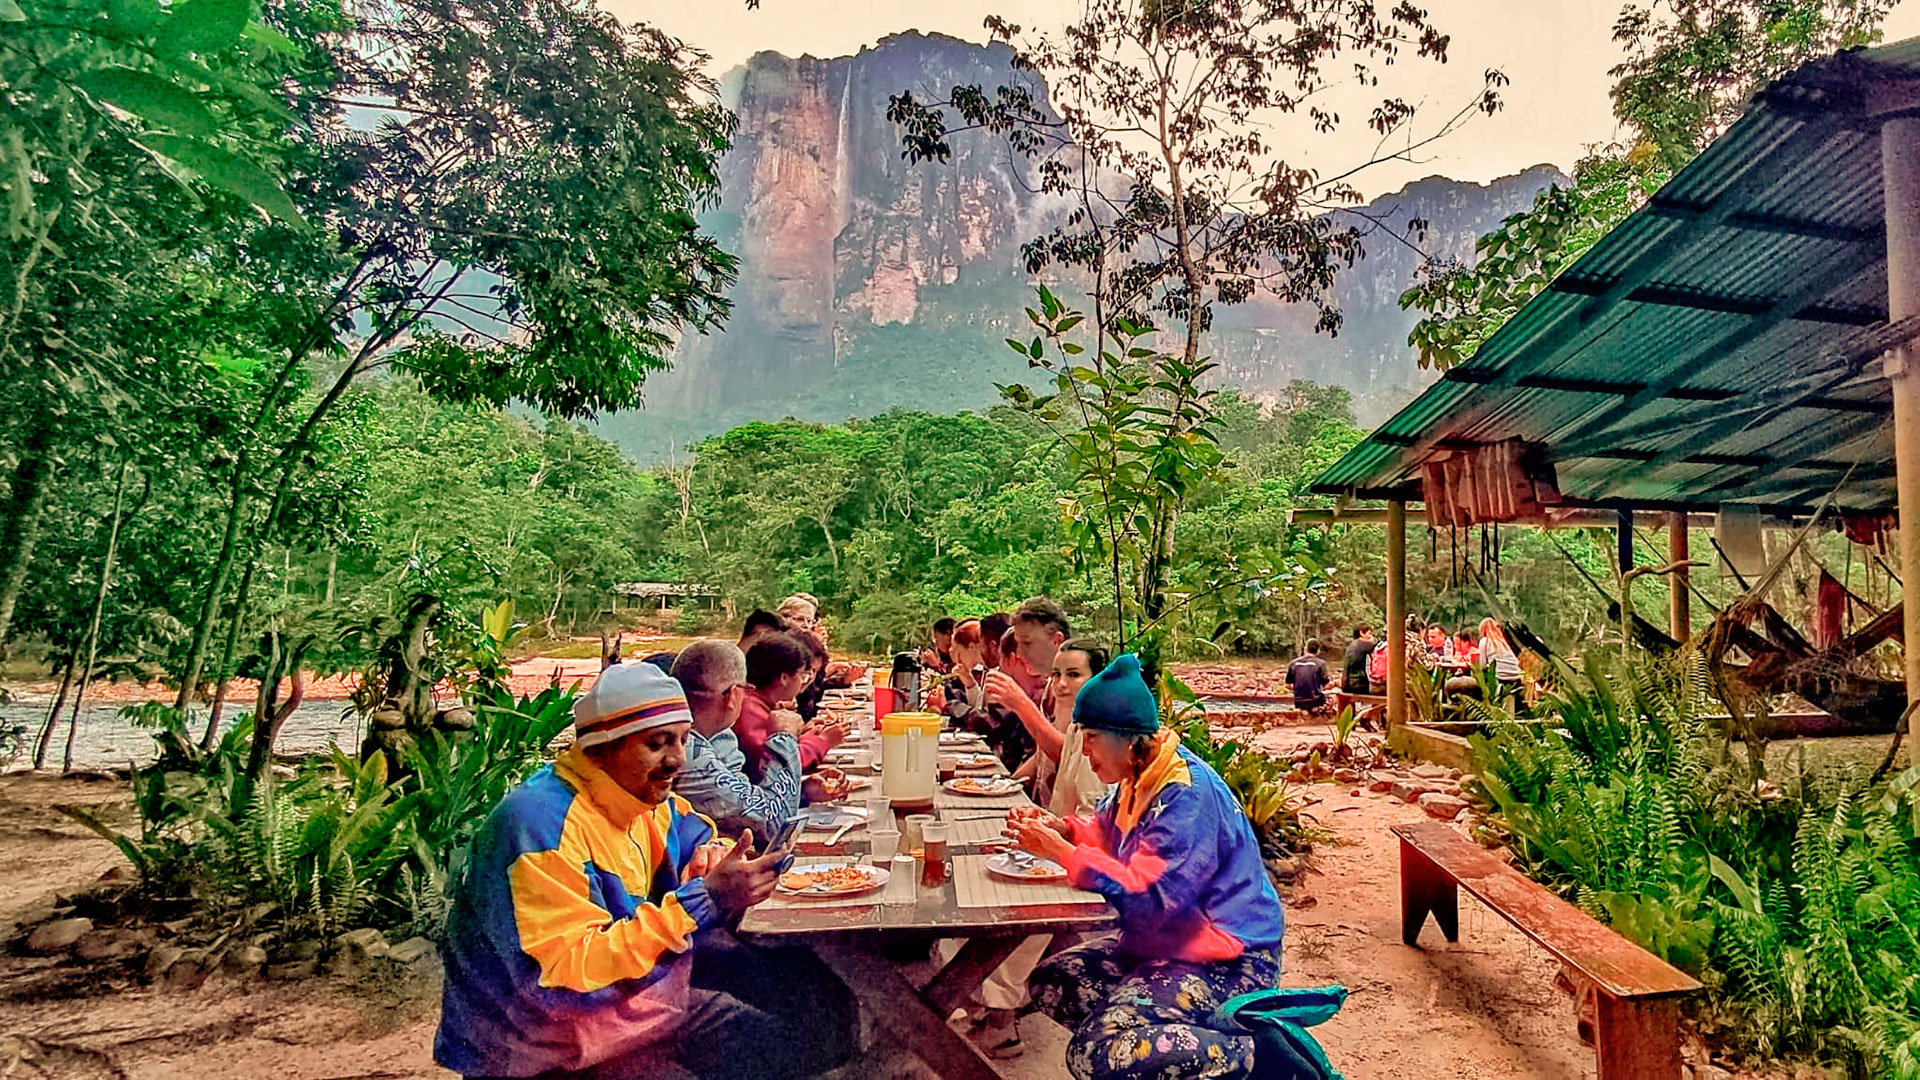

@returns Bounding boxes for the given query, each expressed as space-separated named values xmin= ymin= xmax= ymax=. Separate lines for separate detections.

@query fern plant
xmin=1472 ymin=649 xmax=1920 ymax=1077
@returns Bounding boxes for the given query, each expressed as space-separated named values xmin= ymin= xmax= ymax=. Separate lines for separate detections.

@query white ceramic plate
xmin=986 ymin=852 xmax=1067 ymax=883
xmin=775 ymin=862 xmax=889 ymax=899
xmin=801 ymin=807 xmax=866 ymax=830
xmin=951 ymin=753 xmax=1000 ymax=770
xmin=943 ymin=777 xmax=1022 ymax=797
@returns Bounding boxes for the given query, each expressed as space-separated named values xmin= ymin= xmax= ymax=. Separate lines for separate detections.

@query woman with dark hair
xmin=1007 ymin=654 xmax=1284 ymax=1080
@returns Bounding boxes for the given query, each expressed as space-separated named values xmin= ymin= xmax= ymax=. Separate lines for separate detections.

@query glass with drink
xmin=920 ymin=821 xmax=950 ymax=887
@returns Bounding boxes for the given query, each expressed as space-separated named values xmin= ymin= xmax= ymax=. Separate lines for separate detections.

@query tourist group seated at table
xmin=434 ymin=594 xmax=1292 ymax=1080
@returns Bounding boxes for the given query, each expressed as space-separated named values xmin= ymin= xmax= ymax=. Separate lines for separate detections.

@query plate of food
xmin=986 ymin=851 xmax=1067 ymax=883
xmin=943 ymin=776 xmax=1023 ymax=797
xmin=939 ymin=731 xmax=986 ymax=745
xmin=801 ymin=806 xmax=865 ymax=830
xmin=776 ymin=862 xmax=889 ymax=899
xmin=950 ymin=752 xmax=1000 ymax=770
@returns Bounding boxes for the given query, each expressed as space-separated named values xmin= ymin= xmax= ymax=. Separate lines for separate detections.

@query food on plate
xmin=948 ymin=776 xmax=1019 ymax=796
xmin=986 ymin=852 xmax=1067 ymax=882
xmin=778 ymin=866 xmax=876 ymax=893
xmin=953 ymin=753 xmax=999 ymax=769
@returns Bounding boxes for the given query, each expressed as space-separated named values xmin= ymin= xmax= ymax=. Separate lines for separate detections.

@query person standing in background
xmin=1342 ymin=624 xmax=1374 ymax=695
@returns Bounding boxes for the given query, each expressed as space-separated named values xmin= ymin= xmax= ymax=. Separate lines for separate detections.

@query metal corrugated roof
xmin=1311 ymin=37 xmax=1920 ymax=515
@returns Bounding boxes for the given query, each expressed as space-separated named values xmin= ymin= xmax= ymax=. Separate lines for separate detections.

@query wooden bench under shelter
xmin=1331 ymin=690 xmax=1389 ymax=728
xmin=1392 ymin=821 xmax=1702 ymax=1079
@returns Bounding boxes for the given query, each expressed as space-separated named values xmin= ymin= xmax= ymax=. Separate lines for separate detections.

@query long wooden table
xmin=739 ymin=685 xmax=1115 ymax=1080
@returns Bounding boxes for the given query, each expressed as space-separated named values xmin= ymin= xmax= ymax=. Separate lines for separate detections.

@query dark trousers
xmin=474 ymin=932 xmax=855 ymax=1080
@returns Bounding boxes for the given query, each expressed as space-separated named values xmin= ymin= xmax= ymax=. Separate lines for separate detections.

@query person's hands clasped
xmin=1005 ymin=811 xmax=1075 ymax=863
xmin=702 ymin=829 xmax=785 ymax=914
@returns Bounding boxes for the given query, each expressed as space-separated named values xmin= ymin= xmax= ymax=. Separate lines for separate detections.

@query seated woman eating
xmin=1006 ymin=654 xmax=1284 ymax=1080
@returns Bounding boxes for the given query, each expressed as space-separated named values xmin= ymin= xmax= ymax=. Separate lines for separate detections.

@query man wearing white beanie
xmin=434 ymin=661 xmax=848 ymax=1080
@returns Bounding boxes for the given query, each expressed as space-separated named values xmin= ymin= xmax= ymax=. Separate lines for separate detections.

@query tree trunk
xmin=32 ymin=655 xmax=73 ymax=769
xmin=175 ymin=460 xmax=250 ymax=711
xmin=0 ymin=422 xmax=56 ymax=652
xmin=62 ymin=460 xmax=131 ymax=772
xmin=324 ymin=549 xmax=336 ymax=604
xmin=201 ymin=558 xmax=258 ymax=751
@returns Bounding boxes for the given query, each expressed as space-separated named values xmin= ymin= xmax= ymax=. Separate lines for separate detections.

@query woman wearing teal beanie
xmin=1005 ymin=654 xmax=1285 ymax=1080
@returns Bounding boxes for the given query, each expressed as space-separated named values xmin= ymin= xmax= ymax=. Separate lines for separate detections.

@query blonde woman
xmin=1477 ymin=617 xmax=1524 ymax=690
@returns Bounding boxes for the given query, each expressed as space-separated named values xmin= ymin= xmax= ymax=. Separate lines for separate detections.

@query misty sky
xmin=619 ymin=0 xmax=1920 ymax=199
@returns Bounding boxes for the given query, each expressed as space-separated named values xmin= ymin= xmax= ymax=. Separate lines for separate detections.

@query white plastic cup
xmin=903 ymin=813 xmax=936 ymax=856
xmin=869 ymin=827 xmax=901 ymax=861
xmin=865 ymin=796 xmax=893 ymax=828
xmin=851 ymin=749 xmax=874 ymax=771
xmin=886 ymin=855 xmax=918 ymax=904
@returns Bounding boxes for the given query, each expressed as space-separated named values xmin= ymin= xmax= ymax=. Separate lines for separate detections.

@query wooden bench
xmin=1332 ymin=690 xmax=1389 ymax=728
xmin=1392 ymin=821 xmax=1703 ymax=1079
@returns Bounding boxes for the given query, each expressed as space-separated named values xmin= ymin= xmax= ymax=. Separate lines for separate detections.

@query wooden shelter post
xmin=1887 ymin=117 xmax=1920 ymax=703
xmin=1669 ymin=512 xmax=1690 ymax=641
xmin=1386 ymin=499 xmax=1407 ymax=729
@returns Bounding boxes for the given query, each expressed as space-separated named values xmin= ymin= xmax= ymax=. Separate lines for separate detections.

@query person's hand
xmin=1007 ymin=815 xmax=1075 ymax=863
xmin=803 ymin=767 xmax=850 ymax=804
xmin=812 ymin=715 xmax=851 ymax=750
xmin=983 ymin=669 xmax=1026 ymax=707
xmin=1004 ymin=805 xmax=1067 ymax=837
xmin=703 ymin=829 xmax=785 ymax=914
xmin=925 ymin=685 xmax=948 ymax=712
xmin=770 ymin=708 xmax=806 ymax=736
xmin=683 ymin=841 xmax=730 ymax=883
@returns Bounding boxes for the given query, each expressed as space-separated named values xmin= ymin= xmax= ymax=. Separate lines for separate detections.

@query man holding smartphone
xmin=435 ymin=661 xmax=851 ymax=1080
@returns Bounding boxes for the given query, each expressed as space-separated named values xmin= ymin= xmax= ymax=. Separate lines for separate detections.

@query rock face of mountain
xmin=605 ymin=32 xmax=1565 ymax=461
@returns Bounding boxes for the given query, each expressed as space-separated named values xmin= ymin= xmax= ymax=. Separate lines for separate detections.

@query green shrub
xmin=1471 ymin=653 xmax=1920 ymax=1076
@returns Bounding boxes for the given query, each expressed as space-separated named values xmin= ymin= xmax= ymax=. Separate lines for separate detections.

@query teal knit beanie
xmin=1072 ymin=654 xmax=1160 ymax=736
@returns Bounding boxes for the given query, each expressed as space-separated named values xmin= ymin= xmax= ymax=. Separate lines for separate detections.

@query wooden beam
xmin=1884 ymin=116 xmax=1920 ymax=708
xmin=1670 ymin=514 xmax=1691 ymax=641
xmin=1386 ymin=501 xmax=1407 ymax=731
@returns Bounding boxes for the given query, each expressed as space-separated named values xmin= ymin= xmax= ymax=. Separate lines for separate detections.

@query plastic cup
xmin=865 ymin=796 xmax=892 ymax=827
xmin=851 ymin=749 xmax=874 ymax=771
xmin=869 ymin=827 xmax=901 ymax=861
xmin=873 ymin=669 xmax=891 ymax=688
xmin=903 ymin=813 xmax=935 ymax=856
xmin=886 ymin=856 xmax=918 ymax=904
xmin=920 ymin=822 xmax=950 ymax=886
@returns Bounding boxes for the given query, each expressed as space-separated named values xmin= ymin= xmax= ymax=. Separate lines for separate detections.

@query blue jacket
xmin=435 ymin=745 xmax=722 ymax=1077
xmin=1060 ymin=737 xmax=1284 ymax=962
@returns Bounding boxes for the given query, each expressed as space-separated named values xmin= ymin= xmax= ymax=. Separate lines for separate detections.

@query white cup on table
xmin=868 ymin=827 xmax=901 ymax=861
xmin=864 ymin=795 xmax=892 ymax=828
xmin=850 ymin=749 xmax=873 ymax=771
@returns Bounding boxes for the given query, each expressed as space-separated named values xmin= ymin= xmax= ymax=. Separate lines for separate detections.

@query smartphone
xmin=770 ymin=813 xmax=807 ymax=872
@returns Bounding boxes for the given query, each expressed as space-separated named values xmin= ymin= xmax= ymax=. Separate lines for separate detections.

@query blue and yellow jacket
xmin=1059 ymin=733 xmax=1284 ymax=963
xmin=435 ymin=745 xmax=723 ymax=1078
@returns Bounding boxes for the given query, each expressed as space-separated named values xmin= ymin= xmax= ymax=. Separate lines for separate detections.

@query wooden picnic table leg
xmin=1399 ymin=834 xmax=1460 ymax=945
xmin=923 ymin=935 xmax=1027 ymax=1017
xmin=1593 ymin=993 xmax=1682 ymax=1080
xmin=815 ymin=938 xmax=1010 ymax=1080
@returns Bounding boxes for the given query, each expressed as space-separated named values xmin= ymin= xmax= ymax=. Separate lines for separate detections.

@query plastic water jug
xmin=880 ymin=711 xmax=942 ymax=811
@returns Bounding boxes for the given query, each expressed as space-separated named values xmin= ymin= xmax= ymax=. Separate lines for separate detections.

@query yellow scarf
xmin=1114 ymin=729 xmax=1184 ymax=838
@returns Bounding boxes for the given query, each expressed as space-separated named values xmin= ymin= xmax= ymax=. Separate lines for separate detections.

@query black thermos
xmin=891 ymin=652 xmax=923 ymax=711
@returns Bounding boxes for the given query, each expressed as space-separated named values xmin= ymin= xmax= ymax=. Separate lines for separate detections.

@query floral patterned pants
xmin=1029 ymin=934 xmax=1282 ymax=1080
